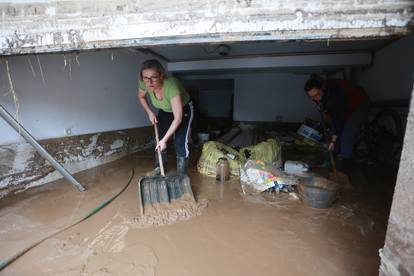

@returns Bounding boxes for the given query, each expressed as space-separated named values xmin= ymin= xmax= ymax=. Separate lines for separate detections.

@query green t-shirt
xmin=139 ymin=76 xmax=190 ymax=112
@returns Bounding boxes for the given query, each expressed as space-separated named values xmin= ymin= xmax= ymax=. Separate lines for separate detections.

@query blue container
xmin=297 ymin=124 xmax=322 ymax=143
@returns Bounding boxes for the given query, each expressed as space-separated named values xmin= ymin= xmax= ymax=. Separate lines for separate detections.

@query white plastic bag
xmin=240 ymin=160 xmax=299 ymax=194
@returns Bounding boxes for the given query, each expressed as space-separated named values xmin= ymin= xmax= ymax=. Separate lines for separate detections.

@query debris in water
xmin=126 ymin=196 xmax=208 ymax=229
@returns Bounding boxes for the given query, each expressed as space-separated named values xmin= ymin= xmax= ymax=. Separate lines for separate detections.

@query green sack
xmin=239 ymin=138 xmax=282 ymax=165
xmin=197 ymin=141 xmax=246 ymax=178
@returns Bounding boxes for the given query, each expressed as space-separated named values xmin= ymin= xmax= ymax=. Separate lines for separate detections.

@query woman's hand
xmin=138 ymin=90 xmax=158 ymax=125
xmin=328 ymin=135 xmax=338 ymax=151
xmin=148 ymin=112 xmax=158 ymax=125
xmin=155 ymin=139 xmax=167 ymax=152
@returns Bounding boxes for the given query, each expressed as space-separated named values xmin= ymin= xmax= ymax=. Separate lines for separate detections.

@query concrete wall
xmin=0 ymin=49 xmax=159 ymax=197
xmin=0 ymin=49 xmax=151 ymax=145
xmin=198 ymin=89 xmax=233 ymax=118
xmin=0 ymin=0 xmax=413 ymax=55
xmin=183 ymin=73 xmax=318 ymax=122
xmin=358 ymin=36 xmax=414 ymax=275
xmin=234 ymin=73 xmax=318 ymax=122
xmin=357 ymin=36 xmax=414 ymax=101
xmin=380 ymin=89 xmax=414 ymax=275
xmin=0 ymin=127 xmax=154 ymax=198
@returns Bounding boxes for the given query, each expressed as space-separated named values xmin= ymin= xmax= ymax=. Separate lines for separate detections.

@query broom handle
xmin=154 ymin=124 xmax=165 ymax=176
xmin=319 ymin=111 xmax=338 ymax=180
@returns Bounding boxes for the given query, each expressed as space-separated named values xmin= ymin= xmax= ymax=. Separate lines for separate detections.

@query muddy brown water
xmin=0 ymin=151 xmax=387 ymax=275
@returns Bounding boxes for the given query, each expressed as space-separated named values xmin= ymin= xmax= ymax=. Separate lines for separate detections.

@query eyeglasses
xmin=142 ymin=75 xmax=160 ymax=83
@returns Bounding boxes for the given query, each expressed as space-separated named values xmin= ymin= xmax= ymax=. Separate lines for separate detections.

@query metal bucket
xmin=197 ymin=132 xmax=210 ymax=144
xmin=298 ymin=176 xmax=339 ymax=208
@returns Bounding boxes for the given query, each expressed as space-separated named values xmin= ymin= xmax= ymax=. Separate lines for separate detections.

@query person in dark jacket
xmin=304 ymin=74 xmax=370 ymax=169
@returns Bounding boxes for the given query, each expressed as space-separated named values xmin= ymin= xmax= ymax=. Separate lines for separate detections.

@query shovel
xmin=319 ymin=112 xmax=352 ymax=187
xmin=319 ymin=111 xmax=338 ymax=180
xmin=138 ymin=124 xmax=195 ymax=215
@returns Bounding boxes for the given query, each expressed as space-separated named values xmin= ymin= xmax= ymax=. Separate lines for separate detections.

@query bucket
xmin=197 ymin=132 xmax=210 ymax=144
xmin=298 ymin=177 xmax=339 ymax=208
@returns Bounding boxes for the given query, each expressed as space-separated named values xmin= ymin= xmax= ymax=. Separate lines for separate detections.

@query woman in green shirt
xmin=138 ymin=59 xmax=193 ymax=175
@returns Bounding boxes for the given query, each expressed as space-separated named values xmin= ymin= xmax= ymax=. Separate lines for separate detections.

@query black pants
xmin=158 ymin=101 xmax=194 ymax=158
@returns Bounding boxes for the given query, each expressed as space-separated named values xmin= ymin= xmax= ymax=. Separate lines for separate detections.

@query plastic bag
xmin=240 ymin=160 xmax=299 ymax=193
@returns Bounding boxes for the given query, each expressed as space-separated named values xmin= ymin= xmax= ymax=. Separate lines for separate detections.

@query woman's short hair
xmin=304 ymin=73 xmax=324 ymax=92
xmin=140 ymin=59 xmax=166 ymax=79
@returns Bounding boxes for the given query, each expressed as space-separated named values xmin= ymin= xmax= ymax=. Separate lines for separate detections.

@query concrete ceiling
xmin=143 ymin=38 xmax=394 ymax=62
xmin=1 ymin=0 xmax=412 ymax=55
xmin=137 ymin=37 xmax=396 ymax=76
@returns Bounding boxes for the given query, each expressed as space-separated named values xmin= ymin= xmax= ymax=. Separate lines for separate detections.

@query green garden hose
xmin=0 ymin=168 xmax=135 ymax=271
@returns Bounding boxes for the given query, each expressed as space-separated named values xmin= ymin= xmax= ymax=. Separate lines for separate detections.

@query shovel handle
xmin=154 ymin=124 xmax=165 ymax=176
xmin=319 ymin=111 xmax=338 ymax=180
xmin=328 ymin=150 xmax=338 ymax=180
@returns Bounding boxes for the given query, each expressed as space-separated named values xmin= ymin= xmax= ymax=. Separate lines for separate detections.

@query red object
xmin=334 ymin=79 xmax=369 ymax=117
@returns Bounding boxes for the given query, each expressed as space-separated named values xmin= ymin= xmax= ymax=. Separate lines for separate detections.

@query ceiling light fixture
xmin=217 ymin=44 xmax=231 ymax=56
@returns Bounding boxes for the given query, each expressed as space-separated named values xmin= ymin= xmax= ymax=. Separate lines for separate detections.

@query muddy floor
xmin=0 ymin=150 xmax=393 ymax=275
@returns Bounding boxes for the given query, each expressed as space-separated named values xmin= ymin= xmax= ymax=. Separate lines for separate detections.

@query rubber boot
xmin=176 ymin=156 xmax=188 ymax=176
xmin=146 ymin=151 xmax=167 ymax=176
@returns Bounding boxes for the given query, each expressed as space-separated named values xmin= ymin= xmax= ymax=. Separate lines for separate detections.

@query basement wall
xmin=353 ymin=36 xmax=414 ymax=275
xmin=380 ymin=89 xmax=414 ymax=275
xmin=0 ymin=127 xmax=153 ymax=198
xmin=0 ymin=49 xmax=158 ymax=197
xmin=357 ymin=36 xmax=414 ymax=102
xmin=198 ymin=89 xmax=233 ymax=118
xmin=184 ymin=72 xmax=322 ymax=123
xmin=0 ymin=49 xmax=153 ymax=144
xmin=233 ymin=73 xmax=318 ymax=122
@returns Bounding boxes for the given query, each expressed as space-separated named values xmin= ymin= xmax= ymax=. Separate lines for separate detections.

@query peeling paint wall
xmin=0 ymin=127 xmax=153 ymax=198
xmin=0 ymin=0 xmax=413 ymax=55
xmin=380 ymin=88 xmax=414 ymax=275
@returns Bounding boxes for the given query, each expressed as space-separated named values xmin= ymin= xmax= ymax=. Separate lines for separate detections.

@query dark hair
xmin=304 ymin=73 xmax=324 ymax=92
xmin=140 ymin=59 xmax=166 ymax=79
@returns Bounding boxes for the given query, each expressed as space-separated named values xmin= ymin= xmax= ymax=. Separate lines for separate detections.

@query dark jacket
xmin=317 ymin=79 xmax=369 ymax=137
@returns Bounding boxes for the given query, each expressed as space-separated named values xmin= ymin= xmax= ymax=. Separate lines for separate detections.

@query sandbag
xmin=197 ymin=141 xmax=246 ymax=178
xmin=239 ymin=138 xmax=282 ymax=167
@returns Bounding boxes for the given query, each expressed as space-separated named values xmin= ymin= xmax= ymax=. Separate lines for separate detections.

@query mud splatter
xmin=126 ymin=197 xmax=209 ymax=229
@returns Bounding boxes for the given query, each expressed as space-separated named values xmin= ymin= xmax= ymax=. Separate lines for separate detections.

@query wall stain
xmin=0 ymin=126 xmax=153 ymax=198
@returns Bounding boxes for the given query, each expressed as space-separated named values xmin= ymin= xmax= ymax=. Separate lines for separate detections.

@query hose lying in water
xmin=0 ymin=168 xmax=135 ymax=271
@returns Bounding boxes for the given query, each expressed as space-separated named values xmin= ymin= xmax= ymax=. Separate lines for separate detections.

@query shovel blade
xmin=138 ymin=175 xmax=195 ymax=214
